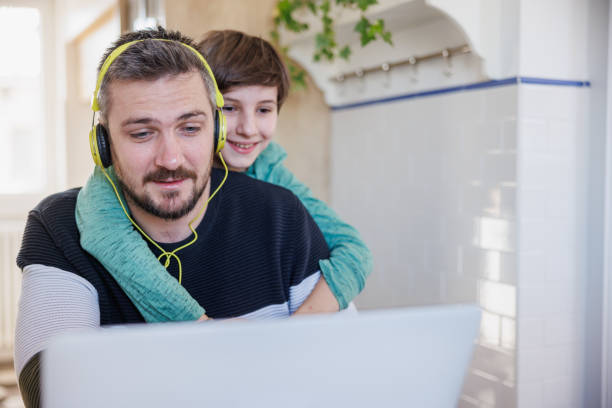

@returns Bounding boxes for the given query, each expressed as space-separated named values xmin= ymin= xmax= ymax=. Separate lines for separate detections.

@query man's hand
xmin=294 ymin=277 xmax=340 ymax=315
xmin=198 ymin=314 xmax=247 ymax=322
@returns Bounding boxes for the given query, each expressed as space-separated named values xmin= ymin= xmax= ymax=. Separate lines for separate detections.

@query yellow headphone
xmin=88 ymin=39 xmax=229 ymax=285
xmin=89 ymin=39 xmax=227 ymax=168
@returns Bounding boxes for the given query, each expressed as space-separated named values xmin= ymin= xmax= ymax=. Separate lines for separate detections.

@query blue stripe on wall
xmin=518 ymin=77 xmax=591 ymax=87
xmin=330 ymin=76 xmax=590 ymax=111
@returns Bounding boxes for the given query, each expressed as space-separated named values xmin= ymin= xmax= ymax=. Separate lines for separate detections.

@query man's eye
xmin=130 ymin=131 xmax=151 ymax=139
xmin=183 ymin=126 xmax=200 ymax=134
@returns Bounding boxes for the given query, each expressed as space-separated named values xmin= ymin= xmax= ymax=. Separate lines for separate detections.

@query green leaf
xmin=276 ymin=0 xmax=310 ymax=33
xmin=273 ymin=0 xmax=393 ymax=91
xmin=307 ymin=0 xmax=317 ymax=14
xmin=357 ymin=0 xmax=377 ymax=11
xmin=354 ymin=17 xmax=374 ymax=46
xmin=339 ymin=45 xmax=351 ymax=60
xmin=320 ymin=0 xmax=330 ymax=13
xmin=315 ymin=32 xmax=332 ymax=48
xmin=292 ymin=70 xmax=307 ymax=90
xmin=370 ymin=19 xmax=384 ymax=35
xmin=382 ymin=31 xmax=393 ymax=45
xmin=354 ymin=16 xmax=370 ymax=35
xmin=322 ymin=48 xmax=333 ymax=60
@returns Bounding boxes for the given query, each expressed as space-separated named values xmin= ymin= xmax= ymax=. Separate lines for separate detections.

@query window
xmin=0 ymin=5 xmax=45 ymax=193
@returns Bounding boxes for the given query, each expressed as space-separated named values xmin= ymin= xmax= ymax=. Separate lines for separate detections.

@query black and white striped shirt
xmin=15 ymin=169 xmax=330 ymax=405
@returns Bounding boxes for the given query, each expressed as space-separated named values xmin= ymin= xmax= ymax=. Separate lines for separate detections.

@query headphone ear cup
xmin=96 ymin=124 xmax=112 ymax=168
xmin=214 ymin=108 xmax=226 ymax=154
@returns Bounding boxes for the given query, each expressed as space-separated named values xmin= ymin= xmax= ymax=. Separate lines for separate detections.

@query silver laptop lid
xmin=43 ymin=304 xmax=480 ymax=408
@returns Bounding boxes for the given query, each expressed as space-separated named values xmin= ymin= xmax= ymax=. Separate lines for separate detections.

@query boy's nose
xmin=237 ymin=111 xmax=257 ymax=138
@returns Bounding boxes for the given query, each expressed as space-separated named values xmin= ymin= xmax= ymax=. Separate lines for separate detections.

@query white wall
xmin=585 ymin=1 xmax=609 ymax=407
xmin=605 ymin=1 xmax=612 ymax=402
xmin=518 ymin=0 xmax=589 ymax=80
xmin=323 ymin=3 xmax=521 ymax=407
xmin=331 ymin=84 xmax=519 ymax=406
xmin=324 ymin=0 xmax=606 ymax=407
xmin=515 ymin=84 xmax=588 ymax=408
xmin=516 ymin=1 xmax=607 ymax=407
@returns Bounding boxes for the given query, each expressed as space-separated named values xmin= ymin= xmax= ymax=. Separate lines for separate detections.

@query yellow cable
xmin=100 ymin=152 xmax=228 ymax=284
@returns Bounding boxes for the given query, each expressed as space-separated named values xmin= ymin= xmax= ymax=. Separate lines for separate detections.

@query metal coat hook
xmin=408 ymin=55 xmax=418 ymax=83
xmin=381 ymin=62 xmax=391 ymax=88
xmin=355 ymin=68 xmax=366 ymax=92
xmin=329 ymin=44 xmax=470 ymax=82
xmin=442 ymin=48 xmax=453 ymax=77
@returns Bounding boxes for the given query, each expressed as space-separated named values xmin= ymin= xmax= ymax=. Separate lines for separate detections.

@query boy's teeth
xmin=232 ymin=142 xmax=254 ymax=148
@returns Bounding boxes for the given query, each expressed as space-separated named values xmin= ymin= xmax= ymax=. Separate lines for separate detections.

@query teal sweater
xmin=75 ymin=142 xmax=372 ymax=321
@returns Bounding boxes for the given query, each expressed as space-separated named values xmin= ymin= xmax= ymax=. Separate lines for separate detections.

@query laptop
xmin=42 ymin=304 xmax=480 ymax=408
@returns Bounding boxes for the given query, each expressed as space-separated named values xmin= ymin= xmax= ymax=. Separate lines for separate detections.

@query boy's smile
xmin=221 ymin=85 xmax=278 ymax=172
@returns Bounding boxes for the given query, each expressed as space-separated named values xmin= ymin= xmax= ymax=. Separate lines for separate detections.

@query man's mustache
xmin=143 ymin=167 xmax=197 ymax=183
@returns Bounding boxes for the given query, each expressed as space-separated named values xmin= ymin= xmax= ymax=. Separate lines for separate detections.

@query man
xmin=14 ymin=27 xmax=329 ymax=407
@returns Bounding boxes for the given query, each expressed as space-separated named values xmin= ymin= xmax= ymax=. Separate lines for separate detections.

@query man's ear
xmin=99 ymin=116 xmax=111 ymax=142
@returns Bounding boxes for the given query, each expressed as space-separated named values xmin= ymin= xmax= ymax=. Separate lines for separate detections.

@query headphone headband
xmin=91 ymin=39 xmax=225 ymax=112
xmin=89 ymin=37 xmax=227 ymax=167
xmin=87 ymin=36 xmax=229 ymax=279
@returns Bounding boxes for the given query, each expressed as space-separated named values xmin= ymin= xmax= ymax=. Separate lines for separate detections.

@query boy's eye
xmin=257 ymin=105 xmax=276 ymax=114
xmin=222 ymin=106 xmax=236 ymax=113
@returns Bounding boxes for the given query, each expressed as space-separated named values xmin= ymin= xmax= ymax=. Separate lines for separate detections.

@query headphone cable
xmin=99 ymin=152 xmax=228 ymax=285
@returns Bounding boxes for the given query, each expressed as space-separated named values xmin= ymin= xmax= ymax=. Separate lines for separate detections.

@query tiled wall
xmin=330 ymin=84 xmax=519 ymax=407
xmin=330 ymin=79 xmax=590 ymax=407
xmin=310 ymin=1 xmax=597 ymax=406
xmin=516 ymin=85 xmax=588 ymax=408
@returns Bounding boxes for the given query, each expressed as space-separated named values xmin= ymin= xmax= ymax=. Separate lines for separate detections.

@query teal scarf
xmin=75 ymin=166 xmax=204 ymax=322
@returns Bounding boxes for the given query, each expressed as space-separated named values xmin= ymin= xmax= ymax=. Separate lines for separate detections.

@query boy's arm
xmin=293 ymin=277 xmax=339 ymax=314
xmin=249 ymin=142 xmax=373 ymax=310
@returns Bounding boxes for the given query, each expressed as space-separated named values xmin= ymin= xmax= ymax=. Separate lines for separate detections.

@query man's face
xmin=220 ymin=85 xmax=278 ymax=172
xmin=106 ymin=72 xmax=215 ymax=220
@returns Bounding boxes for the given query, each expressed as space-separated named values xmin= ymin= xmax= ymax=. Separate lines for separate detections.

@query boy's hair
xmin=97 ymin=26 xmax=217 ymax=120
xmin=197 ymin=30 xmax=290 ymax=109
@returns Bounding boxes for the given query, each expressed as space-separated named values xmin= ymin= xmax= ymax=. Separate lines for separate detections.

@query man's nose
xmin=154 ymin=133 xmax=182 ymax=170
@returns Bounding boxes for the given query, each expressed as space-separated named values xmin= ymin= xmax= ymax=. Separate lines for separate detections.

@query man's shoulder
xmin=18 ymin=188 xmax=84 ymax=273
xmin=222 ymin=169 xmax=299 ymax=206
xmin=33 ymin=188 xmax=81 ymax=214
xmin=24 ymin=188 xmax=82 ymax=235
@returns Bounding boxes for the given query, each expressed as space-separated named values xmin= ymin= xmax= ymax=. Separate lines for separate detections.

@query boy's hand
xmin=294 ymin=277 xmax=340 ymax=315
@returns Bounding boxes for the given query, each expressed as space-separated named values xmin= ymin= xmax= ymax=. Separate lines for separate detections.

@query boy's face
xmin=220 ymin=85 xmax=278 ymax=172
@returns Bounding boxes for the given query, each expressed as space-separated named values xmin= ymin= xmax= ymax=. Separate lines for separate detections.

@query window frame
xmin=0 ymin=0 xmax=62 ymax=218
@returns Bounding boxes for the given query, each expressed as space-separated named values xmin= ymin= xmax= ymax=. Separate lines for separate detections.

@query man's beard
xmin=116 ymin=159 xmax=212 ymax=220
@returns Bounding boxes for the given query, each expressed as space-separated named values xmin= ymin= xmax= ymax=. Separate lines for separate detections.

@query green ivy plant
xmin=271 ymin=0 xmax=393 ymax=88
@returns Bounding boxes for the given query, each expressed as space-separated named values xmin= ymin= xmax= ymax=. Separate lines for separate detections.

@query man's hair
xmin=97 ymin=26 xmax=217 ymax=120
xmin=197 ymin=30 xmax=290 ymax=110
